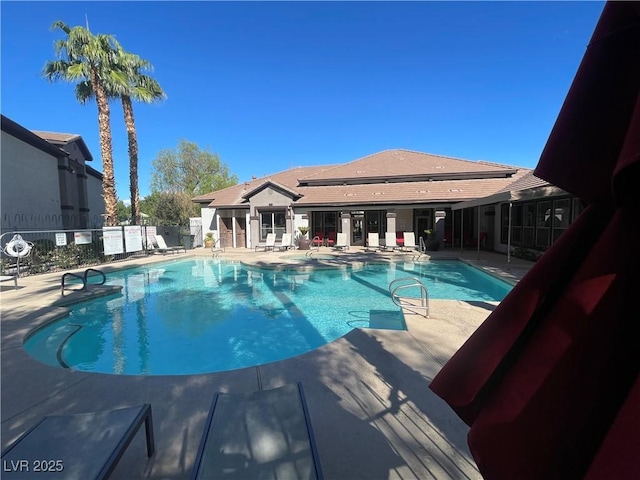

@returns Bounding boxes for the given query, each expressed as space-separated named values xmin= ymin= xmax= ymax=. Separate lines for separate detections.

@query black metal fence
xmin=0 ymin=224 xmax=199 ymax=278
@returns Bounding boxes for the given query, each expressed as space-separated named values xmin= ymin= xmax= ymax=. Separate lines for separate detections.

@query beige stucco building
xmin=1 ymin=114 xmax=104 ymax=233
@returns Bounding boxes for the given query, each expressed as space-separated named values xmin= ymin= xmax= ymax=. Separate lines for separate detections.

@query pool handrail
xmin=389 ymin=276 xmax=429 ymax=318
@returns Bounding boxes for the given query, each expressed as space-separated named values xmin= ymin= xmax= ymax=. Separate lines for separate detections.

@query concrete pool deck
xmin=1 ymin=247 xmax=533 ymax=479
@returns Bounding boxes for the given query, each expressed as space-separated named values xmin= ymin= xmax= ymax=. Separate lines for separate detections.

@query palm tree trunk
xmin=121 ymin=95 xmax=140 ymax=225
xmin=91 ymin=69 xmax=118 ymax=226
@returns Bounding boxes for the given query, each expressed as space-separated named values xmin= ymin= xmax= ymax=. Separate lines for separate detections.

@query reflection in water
xmin=24 ymin=259 xmax=510 ymax=375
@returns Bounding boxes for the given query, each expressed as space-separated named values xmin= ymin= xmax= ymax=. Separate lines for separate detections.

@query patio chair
xmin=326 ymin=231 xmax=336 ymax=248
xmin=255 ymin=233 xmax=277 ymax=252
xmin=383 ymin=232 xmax=400 ymax=251
xmin=365 ymin=232 xmax=381 ymax=252
xmin=402 ymin=232 xmax=418 ymax=251
xmin=277 ymin=233 xmax=294 ymax=251
xmin=1 ymin=404 xmax=155 ymax=480
xmin=333 ymin=232 xmax=349 ymax=251
xmin=312 ymin=233 xmax=324 ymax=248
xmin=191 ymin=383 xmax=323 ymax=480
xmin=154 ymin=235 xmax=186 ymax=254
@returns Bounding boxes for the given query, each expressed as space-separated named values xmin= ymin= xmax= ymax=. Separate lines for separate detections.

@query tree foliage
xmin=151 ymin=139 xmax=238 ymax=196
xmin=141 ymin=191 xmax=195 ymax=225
xmin=43 ymin=21 xmax=120 ymax=226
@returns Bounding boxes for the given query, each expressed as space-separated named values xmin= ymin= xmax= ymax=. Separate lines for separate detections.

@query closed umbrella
xmin=429 ymin=2 xmax=640 ymax=479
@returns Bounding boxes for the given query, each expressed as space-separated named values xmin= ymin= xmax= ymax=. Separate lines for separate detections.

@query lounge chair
xmin=0 ymin=274 xmax=18 ymax=289
xmin=191 ymin=383 xmax=323 ymax=480
xmin=1 ymin=404 xmax=155 ymax=480
xmin=154 ymin=235 xmax=186 ymax=254
xmin=277 ymin=233 xmax=294 ymax=251
xmin=365 ymin=232 xmax=381 ymax=252
xmin=383 ymin=232 xmax=400 ymax=251
xmin=255 ymin=233 xmax=276 ymax=252
xmin=333 ymin=232 xmax=348 ymax=251
xmin=402 ymin=232 xmax=418 ymax=251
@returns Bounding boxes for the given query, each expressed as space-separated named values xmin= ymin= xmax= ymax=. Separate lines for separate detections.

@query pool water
xmin=24 ymin=259 xmax=511 ymax=375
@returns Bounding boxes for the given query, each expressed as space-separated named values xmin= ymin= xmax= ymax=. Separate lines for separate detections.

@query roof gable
xmin=241 ymin=180 xmax=302 ymax=200
xmin=31 ymin=130 xmax=94 ymax=161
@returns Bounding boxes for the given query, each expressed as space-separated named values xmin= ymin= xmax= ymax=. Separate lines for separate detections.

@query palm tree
xmin=43 ymin=21 xmax=120 ymax=226
xmin=109 ymin=49 xmax=166 ymax=225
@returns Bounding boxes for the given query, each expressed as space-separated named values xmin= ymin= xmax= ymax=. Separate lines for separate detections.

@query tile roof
xmin=31 ymin=130 xmax=94 ymax=161
xmin=495 ymin=170 xmax=551 ymax=193
xmin=192 ymin=165 xmax=337 ymax=207
xmin=299 ymin=149 xmax=518 ymax=184
xmin=192 ymin=149 xmax=537 ymax=209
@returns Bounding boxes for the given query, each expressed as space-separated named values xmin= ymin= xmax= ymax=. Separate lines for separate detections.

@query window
xmin=552 ymin=198 xmax=571 ymax=243
xmin=500 ymin=196 xmax=576 ymax=250
xmin=259 ymin=210 xmax=286 ymax=240
xmin=536 ymin=201 xmax=552 ymax=248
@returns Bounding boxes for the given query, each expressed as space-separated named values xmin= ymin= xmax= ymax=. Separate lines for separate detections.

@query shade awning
xmin=430 ymin=2 xmax=640 ymax=479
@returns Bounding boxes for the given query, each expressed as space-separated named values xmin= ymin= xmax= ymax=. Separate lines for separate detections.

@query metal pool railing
xmin=389 ymin=276 xmax=430 ymax=318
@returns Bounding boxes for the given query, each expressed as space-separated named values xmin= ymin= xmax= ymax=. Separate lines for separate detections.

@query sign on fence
xmin=124 ymin=226 xmax=143 ymax=252
xmin=55 ymin=232 xmax=67 ymax=246
xmin=74 ymin=231 xmax=92 ymax=245
xmin=103 ymin=227 xmax=124 ymax=255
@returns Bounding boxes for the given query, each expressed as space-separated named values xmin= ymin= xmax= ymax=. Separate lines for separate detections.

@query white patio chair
xmin=383 ymin=232 xmax=400 ymax=251
xmin=333 ymin=232 xmax=349 ymax=251
xmin=255 ymin=233 xmax=277 ymax=252
xmin=277 ymin=233 xmax=294 ymax=251
xmin=402 ymin=232 xmax=418 ymax=251
xmin=365 ymin=232 xmax=381 ymax=252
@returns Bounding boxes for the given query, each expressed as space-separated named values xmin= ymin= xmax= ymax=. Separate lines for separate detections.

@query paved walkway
xmin=0 ymin=246 xmax=533 ymax=479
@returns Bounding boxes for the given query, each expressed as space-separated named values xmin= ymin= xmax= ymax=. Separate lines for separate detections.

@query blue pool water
xmin=24 ymin=259 xmax=511 ymax=375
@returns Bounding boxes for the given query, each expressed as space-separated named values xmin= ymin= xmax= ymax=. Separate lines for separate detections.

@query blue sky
xmin=1 ymin=1 xmax=605 ymax=201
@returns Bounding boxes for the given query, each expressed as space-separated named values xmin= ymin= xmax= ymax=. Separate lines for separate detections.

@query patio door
xmin=234 ymin=217 xmax=246 ymax=248
xmin=220 ymin=217 xmax=233 ymax=248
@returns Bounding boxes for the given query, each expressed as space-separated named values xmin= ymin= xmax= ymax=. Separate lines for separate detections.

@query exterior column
xmin=340 ymin=212 xmax=351 ymax=247
xmin=386 ymin=211 xmax=397 ymax=236
xmin=435 ymin=210 xmax=446 ymax=243
xmin=250 ymin=215 xmax=259 ymax=249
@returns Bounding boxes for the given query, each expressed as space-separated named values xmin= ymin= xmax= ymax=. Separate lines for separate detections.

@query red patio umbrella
xmin=429 ymin=2 xmax=640 ymax=479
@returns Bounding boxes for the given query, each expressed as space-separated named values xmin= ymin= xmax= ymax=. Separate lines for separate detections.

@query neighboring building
xmin=1 ymin=114 xmax=104 ymax=233
xmin=193 ymin=149 xmax=567 ymax=251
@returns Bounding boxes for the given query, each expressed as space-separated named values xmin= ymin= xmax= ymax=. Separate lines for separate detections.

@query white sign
xmin=74 ymin=231 xmax=92 ymax=245
xmin=55 ymin=233 xmax=67 ymax=246
xmin=124 ymin=225 xmax=143 ymax=252
xmin=103 ymin=227 xmax=124 ymax=255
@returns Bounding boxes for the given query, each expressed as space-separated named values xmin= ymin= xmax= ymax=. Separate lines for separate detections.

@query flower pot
xmin=298 ymin=237 xmax=311 ymax=250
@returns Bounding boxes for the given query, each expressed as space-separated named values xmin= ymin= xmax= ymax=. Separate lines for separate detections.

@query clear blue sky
xmin=1 ymin=1 xmax=605 ymax=201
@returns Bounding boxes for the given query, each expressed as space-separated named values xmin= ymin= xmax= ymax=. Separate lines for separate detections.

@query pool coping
xmin=1 ymin=247 xmax=533 ymax=479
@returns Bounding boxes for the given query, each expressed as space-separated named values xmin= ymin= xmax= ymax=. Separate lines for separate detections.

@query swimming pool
xmin=24 ymin=259 xmax=511 ymax=375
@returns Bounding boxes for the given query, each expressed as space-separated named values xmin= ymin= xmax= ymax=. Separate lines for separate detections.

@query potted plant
xmin=204 ymin=232 xmax=215 ymax=248
xmin=424 ymin=229 xmax=440 ymax=251
xmin=297 ymin=226 xmax=311 ymax=250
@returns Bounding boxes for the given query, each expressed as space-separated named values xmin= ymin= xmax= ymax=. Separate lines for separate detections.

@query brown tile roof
xmin=495 ymin=170 xmax=551 ymax=193
xmin=299 ymin=149 xmax=518 ymax=184
xmin=193 ymin=150 xmax=533 ymax=209
xmin=192 ymin=165 xmax=337 ymax=207
xmin=31 ymin=130 xmax=94 ymax=161
xmin=31 ymin=130 xmax=81 ymax=143
xmin=295 ymin=170 xmax=532 ymax=206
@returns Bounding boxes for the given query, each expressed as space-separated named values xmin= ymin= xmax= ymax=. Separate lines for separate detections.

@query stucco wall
xmin=249 ymin=188 xmax=292 ymax=213
xmin=395 ymin=209 xmax=414 ymax=232
xmin=1 ymin=131 xmax=63 ymax=231
xmin=85 ymin=169 xmax=105 ymax=227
